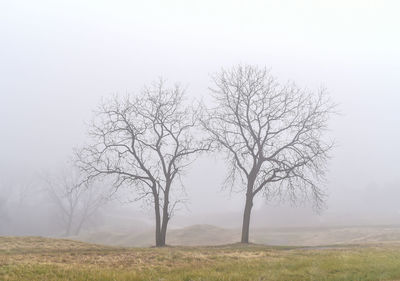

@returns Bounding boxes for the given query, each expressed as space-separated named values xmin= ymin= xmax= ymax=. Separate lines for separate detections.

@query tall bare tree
xmin=203 ymin=65 xmax=335 ymax=243
xmin=76 ymin=80 xmax=208 ymax=247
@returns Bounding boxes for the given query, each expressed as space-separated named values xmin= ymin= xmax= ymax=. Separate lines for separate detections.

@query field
xmin=2 ymin=237 xmax=400 ymax=280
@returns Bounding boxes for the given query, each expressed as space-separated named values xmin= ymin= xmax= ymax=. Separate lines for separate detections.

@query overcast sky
xmin=1 ymin=0 xmax=400 ymax=227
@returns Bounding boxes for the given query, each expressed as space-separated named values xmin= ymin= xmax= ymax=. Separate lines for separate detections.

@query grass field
xmin=1 ymin=236 xmax=400 ymax=281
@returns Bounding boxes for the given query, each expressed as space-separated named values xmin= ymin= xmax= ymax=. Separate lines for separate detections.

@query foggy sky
xmin=1 ymin=0 xmax=400 ymax=231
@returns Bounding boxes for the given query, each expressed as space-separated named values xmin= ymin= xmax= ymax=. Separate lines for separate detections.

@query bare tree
xmin=45 ymin=168 xmax=108 ymax=236
xmin=76 ymin=80 xmax=208 ymax=247
xmin=203 ymin=65 xmax=335 ymax=243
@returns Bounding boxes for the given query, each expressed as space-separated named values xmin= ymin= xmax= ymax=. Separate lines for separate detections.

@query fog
xmin=1 ymin=0 xmax=400 ymax=242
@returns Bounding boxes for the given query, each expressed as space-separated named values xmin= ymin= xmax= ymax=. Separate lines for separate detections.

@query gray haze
xmin=1 ymin=0 xmax=400 ymax=238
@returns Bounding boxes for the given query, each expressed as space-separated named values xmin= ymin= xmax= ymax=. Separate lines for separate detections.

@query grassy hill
xmin=2 ymin=236 xmax=400 ymax=280
xmin=73 ymin=224 xmax=239 ymax=247
xmin=74 ymin=224 xmax=400 ymax=247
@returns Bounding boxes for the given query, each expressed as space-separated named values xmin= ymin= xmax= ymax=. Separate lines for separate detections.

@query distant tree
xmin=203 ymin=65 xmax=335 ymax=243
xmin=45 ymin=168 xmax=108 ymax=236
xmin=76 ymin=80 xmax=208 ymax=247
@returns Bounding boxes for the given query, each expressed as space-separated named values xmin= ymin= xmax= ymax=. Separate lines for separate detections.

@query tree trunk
xmin=160 ymin=197 xmax=169 ymax=247
xmin=74 ymin=219 xmax=84 ymax=236
xmin=154 ymin=195 xmax=163 ymax=247
xmin=65 ymin=215 xmax=72 ymax=237
xmin=159 ymin=180 xmax=171 ymax=247
xmin=241 ymin=192 xmax=253 ymax=243
xmin=74 ymin=210 xmax=88 ymax=236
xmin=160 ymin=216 xmax=168 ymax=246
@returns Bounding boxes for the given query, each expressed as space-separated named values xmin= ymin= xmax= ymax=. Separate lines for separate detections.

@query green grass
xmin=1 ymin=237 xmax=400 ymax=280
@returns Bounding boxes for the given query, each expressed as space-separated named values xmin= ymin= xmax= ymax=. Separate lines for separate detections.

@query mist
xmin=1 ymin=0 xmax=400 ymax=246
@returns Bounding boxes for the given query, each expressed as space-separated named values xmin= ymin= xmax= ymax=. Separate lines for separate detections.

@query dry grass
xmin=2 ymin=236 xmax=400 ymax=280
